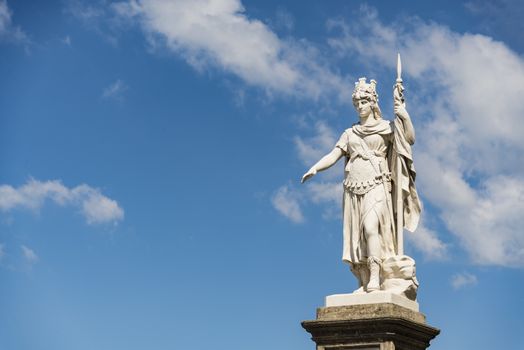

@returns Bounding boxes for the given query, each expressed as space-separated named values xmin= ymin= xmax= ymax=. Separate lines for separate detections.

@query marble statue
xmin=301 ymin=55 xmax=421 ymax=301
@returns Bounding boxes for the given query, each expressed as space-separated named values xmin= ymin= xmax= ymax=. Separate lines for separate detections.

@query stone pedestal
xmin=302 ymin=302 xmax=439 ymax=350
xmin=325 ymin=291 xmax=419 ymax=311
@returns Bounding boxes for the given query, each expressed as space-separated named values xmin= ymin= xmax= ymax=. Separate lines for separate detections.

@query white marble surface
xmin=325 ymin=291 xmax=419 ymax=312
xmin=301 ymin=60 xmax=422 ymax=300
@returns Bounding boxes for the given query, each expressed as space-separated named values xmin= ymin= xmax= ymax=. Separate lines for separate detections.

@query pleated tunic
xmin=335 ymin=119 xmax=397 ymax=265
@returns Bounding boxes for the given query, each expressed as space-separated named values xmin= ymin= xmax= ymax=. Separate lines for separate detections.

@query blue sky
xmin=1 ymin=0 xmax=523 ymax=349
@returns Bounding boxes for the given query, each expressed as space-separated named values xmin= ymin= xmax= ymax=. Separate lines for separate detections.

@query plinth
xmin=302 ymin=294 xmax=439 ymax=350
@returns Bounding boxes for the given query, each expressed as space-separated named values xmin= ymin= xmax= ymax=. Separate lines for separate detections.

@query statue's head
xmin=352 ymin=77 xmax=382 ymax=120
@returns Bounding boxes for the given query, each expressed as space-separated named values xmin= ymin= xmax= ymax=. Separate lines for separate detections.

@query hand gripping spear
xmin=395 ymin=53 xmax=405 ymax=256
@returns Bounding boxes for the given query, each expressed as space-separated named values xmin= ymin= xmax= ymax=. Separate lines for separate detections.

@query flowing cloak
xmin=391 ymin=116 xmax=421 ymax=233
xmin=335 ymin=118 xmax=421 ymax=265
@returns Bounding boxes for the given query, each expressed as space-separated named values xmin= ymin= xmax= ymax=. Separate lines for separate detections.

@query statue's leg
xmin=363 ymin=207 xmax=381 ymax=291
xmin=363 ymin=209 xmax=380 ymax=258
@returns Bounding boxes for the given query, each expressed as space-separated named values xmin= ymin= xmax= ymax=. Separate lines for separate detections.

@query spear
xmin=396 ymin=53 xmax=405 ymax=105
xmin=395 ymin=53 xmax=404 ymax=256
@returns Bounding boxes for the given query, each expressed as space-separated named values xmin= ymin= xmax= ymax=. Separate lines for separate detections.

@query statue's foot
xmin=353 ymin=286 xmax=366 ymax=294
xmin=367 ymin=256 xmax=381 ymax=292
xmin=366 ymin=281 xmax=380 ymax=292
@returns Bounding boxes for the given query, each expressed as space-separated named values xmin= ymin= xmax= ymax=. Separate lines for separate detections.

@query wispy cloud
xmin=21 ymin=245 xmax=38 ymax=265
xmin=62 ymin=35 xmax=72 ymax=46
xmin=406 ymin=222 xmax=448 ymax=260
xmin=0 ymin=0 xmax=10 ymax=33
xmin=451 ymin=272 xmax=478 ymax=290
xmin=0 ymin=243 xmax=5 ymax=260
xmin=273 ymin=7 xmax=295 ymax=31
xmin=65 ymin=0 xmax=106 ymax=22
xmin=271 ymin=185 xmax=304 ymax=223
xmin=294 ymin=121 xmax=337 ymax=166
xmin=272 ymin=123 xmax=342 ymax=223
xmin=276 ymin=122 xmax=342 ymax=222
xmin=0 ymin=178 xmax=124 ymax=225
xmin=102 ymin=79 xmax=128 ymax=101
xmin=0 ymin=0 xmax=28 ymax=43
xmin=64 ymin=0 xmax=121 ymax=46
xmin=111 ymin=0 xmax=350 ymax=101
xmin=464 ymin=0 xmax=524 ymax=49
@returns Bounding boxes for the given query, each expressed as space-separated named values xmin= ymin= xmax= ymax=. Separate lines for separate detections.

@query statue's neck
xmin=359 ymin=115 xmax=377 ymax=126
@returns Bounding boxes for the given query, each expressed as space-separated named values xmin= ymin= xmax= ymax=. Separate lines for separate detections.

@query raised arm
xmin=393 ymin=86 xmax=415 ymax=145
xmin=301 ymin=147 xmax=344 ymax=183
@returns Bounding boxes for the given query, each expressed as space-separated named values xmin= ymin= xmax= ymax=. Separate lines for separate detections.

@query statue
xmin=301 ymin=55 xmax=421 ymax=300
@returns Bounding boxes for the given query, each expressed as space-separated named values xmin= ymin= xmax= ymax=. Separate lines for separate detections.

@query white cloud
xmin=293 ymin=120 xmax=345 ymax=186
xmin=112 ymin=0 xmax=350 ymax=101
xmin=406 ymin=222 xmax=448 ymax=260
xmin=0 ymin=0 xmax=28 ymax=43
xmin=271 ymin=185 xmax=304 ymax=223
xmin=306 ymin=181 xmax=341 ymax=205
xmin=273 ymin=180 xmax=343 ymax=223
xmin=21 ymin=245 xmax=38 ymax=265
xmin=457 ymin=177 xmax=524 ymax=265
xmin=273 ymin=7 xmax=294 ymax=31
xmin=0 ymin=243 xmax=5 ymax=260
xmin=63 ymin=35 xmax=72 ymax=46
xmin=80 ymin=188 xmax=124 ymax=224
xmin=0 ymin=1 xmax=9 ymax=33
xmin=66 ymin=0 xmax=106 ymax=22
xmin=326 ymin=7 xmax=524 ymax=267
xmin=0 ymin=179 xmax=124 ymax=225
xmin=64 ymin=0 xmax=124 ymax=46
xmin=275 ymin=121 xmax=343 ymax=223
xmin=102 ymin=79 xmax=128 ymax=100
xmin=294 ymin=121 xmax=337 ymax=166
xmin=305 ymin=181 xmax=342 ymax=220
xmin=451 ymin=272 xmax=478 ymax=290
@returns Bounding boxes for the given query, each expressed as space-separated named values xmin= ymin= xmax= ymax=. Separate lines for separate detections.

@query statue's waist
xmin=349 ymin=150 xmax=387 ymax=161
xmin=344 ymin=172 xmax=392 ymax=195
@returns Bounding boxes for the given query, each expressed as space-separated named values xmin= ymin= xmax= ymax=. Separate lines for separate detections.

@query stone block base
xmin=302 ymin=303 xmax=439 ymax=350
xmin=325 ymin=291 xmax=419 ymax=311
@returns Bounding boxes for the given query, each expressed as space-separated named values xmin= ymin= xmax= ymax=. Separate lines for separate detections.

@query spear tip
xmin=396 ymin=53 xmax=402 ymax=83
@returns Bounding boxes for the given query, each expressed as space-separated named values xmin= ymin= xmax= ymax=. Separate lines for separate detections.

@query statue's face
xmin=353 ymin=97 xmax=373 ymax=119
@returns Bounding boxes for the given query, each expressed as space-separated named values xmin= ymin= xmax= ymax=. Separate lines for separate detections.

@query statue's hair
xmin=352 ymin=77 xmax=382 ymax=119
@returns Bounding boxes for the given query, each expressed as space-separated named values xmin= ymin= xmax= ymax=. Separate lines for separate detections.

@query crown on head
xmin=352 ymin=77 xmax=378 ymax=103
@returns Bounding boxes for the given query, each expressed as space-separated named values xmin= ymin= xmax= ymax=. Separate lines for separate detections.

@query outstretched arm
xmin=301 ymin=147 xmax=344 ymax=183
